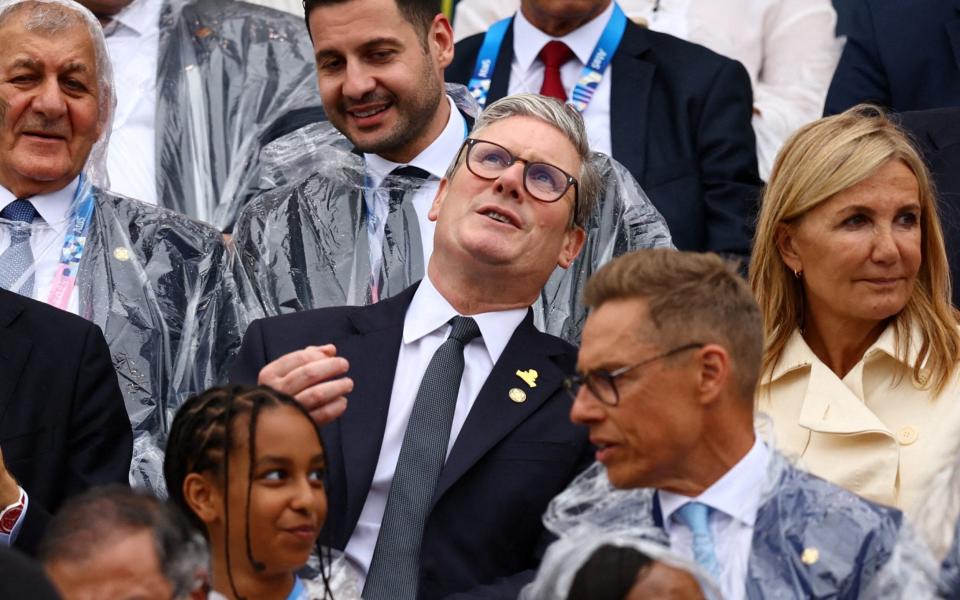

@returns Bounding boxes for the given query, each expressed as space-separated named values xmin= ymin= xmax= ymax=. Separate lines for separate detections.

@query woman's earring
xmin=793 ymin=268 xmax=802 ymax=279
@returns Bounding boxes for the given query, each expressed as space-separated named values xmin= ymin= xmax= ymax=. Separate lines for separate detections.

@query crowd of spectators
xmin=1 ymin=0 xmax=960 ymax=598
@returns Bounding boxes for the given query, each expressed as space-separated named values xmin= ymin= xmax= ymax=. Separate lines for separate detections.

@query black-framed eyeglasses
xmin=459 ymin=138 xmax=579 ymax=210
xmin=563 ymin=343 xmax=705 ymax=406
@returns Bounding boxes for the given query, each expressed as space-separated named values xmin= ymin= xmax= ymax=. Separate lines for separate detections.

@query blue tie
xmin=676 ymin=501 xmax=721 ymax=579
xmin=0 ymin=199 xmax=38 ymax=296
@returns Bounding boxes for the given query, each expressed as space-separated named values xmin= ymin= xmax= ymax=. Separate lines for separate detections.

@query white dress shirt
xmin=0 ymin=179 xmax=82 ymax=314
xmin=508 ymin=2 xmax=615 ymax=155
xmin=455 ymin=0 xmax=840 ymax=180
xmin=243 ymin=0 xmax=303 ymax=14
xmin=102 ymin=0 xmax=161 ymax=205
xmin=363 ymin=95 xmax=467 ymax=266
xmin=343 ymin=274 xmax=527 ymax=581
xmin=659 ymin=438 xmax=771 ymax=600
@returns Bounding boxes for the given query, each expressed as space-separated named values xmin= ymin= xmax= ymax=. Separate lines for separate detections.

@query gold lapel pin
xmin=113 ymin=247 xmax=130 ymax=261
xmin=508 ymin=388 xmax=527 ymax=403
xmin=515 ymin=369 xmax=538 ymax=388
xmin=800 ymin=548 xmax=819 ymax=565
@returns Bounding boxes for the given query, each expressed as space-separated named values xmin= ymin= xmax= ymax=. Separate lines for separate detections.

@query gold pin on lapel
xmin=508 ymin=388 xmax=527 ymax=403
xmin=515 ymin=369 xmax=538 ymax=388
xmin=800 ymin=547 xmax=819 ymax=565
xmin=113 ymin=247 xmax=130 ymax=261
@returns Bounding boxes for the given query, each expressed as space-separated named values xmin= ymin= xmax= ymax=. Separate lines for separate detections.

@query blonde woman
xmin=750 ymin=105 xmax=960 ymax=546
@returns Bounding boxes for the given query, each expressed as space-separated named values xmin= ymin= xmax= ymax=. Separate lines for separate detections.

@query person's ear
xmin=557 ymin=226 xmax=586 ymax=269
xmin=183 ymin=473 xmax=221 ymax=525
xmin=428 ymin=177 xmax=449 ymax=222
xmin=775 ymin=223 xmax=803 ymax=275
xmin=696 ymin=344 xmax=730 ymax=405
xmin=429 ymin=14 xmax=455 ymax=70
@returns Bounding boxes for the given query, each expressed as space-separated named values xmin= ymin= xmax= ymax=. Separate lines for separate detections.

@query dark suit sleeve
xmin=15 ymin=322 xmax=131 ymax=553
xmin=229 ymin=318 xmax=268 ymax=385
xmin=697 ymin=58 xmax=761 ymax=259
xmin=824 ymin=0 xmax=891 ymax=114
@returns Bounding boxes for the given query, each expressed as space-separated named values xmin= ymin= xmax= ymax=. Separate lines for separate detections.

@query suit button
xmin=897 ymin=426 xmax=918 ymax=446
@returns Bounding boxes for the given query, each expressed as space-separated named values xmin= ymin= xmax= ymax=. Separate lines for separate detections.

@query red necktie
xmin=538 ymin=40 xmax=574 ymax=102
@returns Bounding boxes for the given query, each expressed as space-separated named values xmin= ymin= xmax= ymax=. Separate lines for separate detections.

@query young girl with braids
xmin=164 ymin=385 xmax=339 ymax=600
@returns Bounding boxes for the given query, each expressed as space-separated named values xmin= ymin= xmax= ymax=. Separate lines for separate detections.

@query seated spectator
xmin=0 ymin=0 xmax=245 ymax=490
xmin=447 ymin=0 xmax=761 ymax=261
xmin=540 ymin=249 xmax=937 ymax=598
xmin=750 ymin=105 xmax=960 ymax=550
xmin=233 ymin=0 xmax=671 ymax=343
xmin=231 ymin=94 xmax=597 ymax=598
xmin=0 ymin=546 xmax=60 ymax=600
xmin=0 ymin=288 xmax=131 ymax=555
xmin=824 ymin=0 xmax=960 ymax=115
xmin=73 ymin=0 xmax=324 ymax=229
xmin=452 ymin=0 xmax=842 ymax=180
xmin=898 ymin=107 xmax=960 ymax=307
xmin=39 ymin=485 xmax=206 ymax=600
xmin=163 ymin=386 xmax=346 ymax=600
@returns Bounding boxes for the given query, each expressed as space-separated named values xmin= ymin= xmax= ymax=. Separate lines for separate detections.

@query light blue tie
xmin=0 ymin=199 xmax=38 ymax=296
xmin=676 ymin=501 xmax=721 ymax=579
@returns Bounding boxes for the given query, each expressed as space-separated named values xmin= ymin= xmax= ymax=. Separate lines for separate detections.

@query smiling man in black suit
xmin=0 ymin=288 xmax=132 ymax=555
xmin=231 ymin=93 xmax=596 ymax=599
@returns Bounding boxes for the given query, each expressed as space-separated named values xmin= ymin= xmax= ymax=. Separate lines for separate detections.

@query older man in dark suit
xmin=446 ymin=0 xmax=762 ymax=261
xmin=232 ymin=94 xmax=596 ymax=599
xmin=0 ymin=289 xmax=131 ymax=556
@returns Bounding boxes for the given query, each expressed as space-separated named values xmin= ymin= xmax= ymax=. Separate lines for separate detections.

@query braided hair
xmin=164 ymin=385 xmax=333 ymax=600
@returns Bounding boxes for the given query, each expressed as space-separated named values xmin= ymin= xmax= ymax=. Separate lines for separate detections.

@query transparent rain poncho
xmin=234 ymin=84 xmax=673 ymax=344
xmin=523 ymin=448 xmax=940 ymax=599
xmin=911 ymin=443 xmax=960 ymax=597
xmin=0 ymin=0 xmax=246 ymax=493
xmin=153 ymin=0 xmax=324 ymax=230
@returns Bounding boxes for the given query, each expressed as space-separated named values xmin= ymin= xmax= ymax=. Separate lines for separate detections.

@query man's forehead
xmin=474 ymin=115 xmax=579 ymax=166
xmin=0 ymin=20 xmax=98 ymax=71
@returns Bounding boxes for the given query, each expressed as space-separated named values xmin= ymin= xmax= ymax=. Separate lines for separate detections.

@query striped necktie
xmin=0 ymin=199 xmax=39 ymax=296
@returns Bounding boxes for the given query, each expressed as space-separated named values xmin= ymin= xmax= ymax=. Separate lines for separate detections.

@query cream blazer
xmin=757 ymin=324 xmax=960 ymax=520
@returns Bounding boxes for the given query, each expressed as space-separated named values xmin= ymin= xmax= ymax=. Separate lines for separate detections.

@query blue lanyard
xmin=47 ymin=174 xmax=95 ymax=309
xmin=466 ymin=2 xmax=628 ymax=112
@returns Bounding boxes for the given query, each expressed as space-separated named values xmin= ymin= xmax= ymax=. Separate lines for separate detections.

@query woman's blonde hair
xmin=750 ymin=105 xmax=960 ymax=392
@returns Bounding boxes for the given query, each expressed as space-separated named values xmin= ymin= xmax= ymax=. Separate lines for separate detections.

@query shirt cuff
xmin=0 ymin=487 xmax=28 ymax=546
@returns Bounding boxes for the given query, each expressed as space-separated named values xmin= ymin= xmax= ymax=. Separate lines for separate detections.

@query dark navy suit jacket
xmin=824 ymin=0 xmax=960 ymax=114
xmin=447 ymin=19 xmax=762 ymax=260
xmin=898 ymin=107 xmax=960 ymax=307
xmin=0 ymin=289 xmax=132 ymax=555
xmin=230 ymin=283 xmax=590 ymax=599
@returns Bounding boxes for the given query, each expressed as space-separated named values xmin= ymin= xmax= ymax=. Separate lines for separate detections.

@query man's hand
xmin=257 ymin=344 xmax=354 ymax=426
xmin=0 ymin=447 xmax=20 ymax=507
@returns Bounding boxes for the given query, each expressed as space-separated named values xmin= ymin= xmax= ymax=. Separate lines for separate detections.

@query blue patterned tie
xmin=0 ymin=199 xmax=38 ymax=296
xmin=676 ymin=501 xmax=721 ymax=579
xmin=363 ymin=316 xmax=481 ymax=600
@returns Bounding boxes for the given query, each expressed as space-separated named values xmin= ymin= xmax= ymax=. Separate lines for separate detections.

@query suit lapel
xmin=334 ymin=285 xmax=417 ymax=530
xmin=432 ymin=313 xmax=571 ymax=505
xmin=0 ymin=292 xmax=31 ymax=426
xmin=487 ymin=19 xmax=515 ymax=105
xmin=610 ymin=22 xmax=654 ymax=180
xmin=948 ymin=1 xmax=960 ymax=72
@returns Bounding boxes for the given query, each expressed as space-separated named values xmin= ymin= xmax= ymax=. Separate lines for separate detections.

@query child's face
xmin=226 ymin=405 xmax=328 ymax=573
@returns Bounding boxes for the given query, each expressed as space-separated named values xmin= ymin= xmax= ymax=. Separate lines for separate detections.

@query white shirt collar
xmin=106 ymin=0 xmax=162 ymax=37
xmin=0 ymin=177 xmax=80 ymax=225
xmin=404 ymin=274 xmax=528 ymax=365
xmin=364 ymin=95 xmax=466 ymax=188
xmin=513 ymin=1 xmax=617 ymax=73
xmin=660 ymin=437 xmax=771 ymax=530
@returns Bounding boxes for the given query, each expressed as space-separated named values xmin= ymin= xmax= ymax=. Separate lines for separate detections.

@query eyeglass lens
xmin=468 ymin=140 xmax=570 ymax=202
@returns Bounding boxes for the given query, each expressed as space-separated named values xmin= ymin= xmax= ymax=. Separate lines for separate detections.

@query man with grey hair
xmin=0 ymin=0 xmax=242 ymax=491
xmin=40 ymin=485 xmax=207 ymax=600
xmin=231 ymin=94 xmax=596 ymax=599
